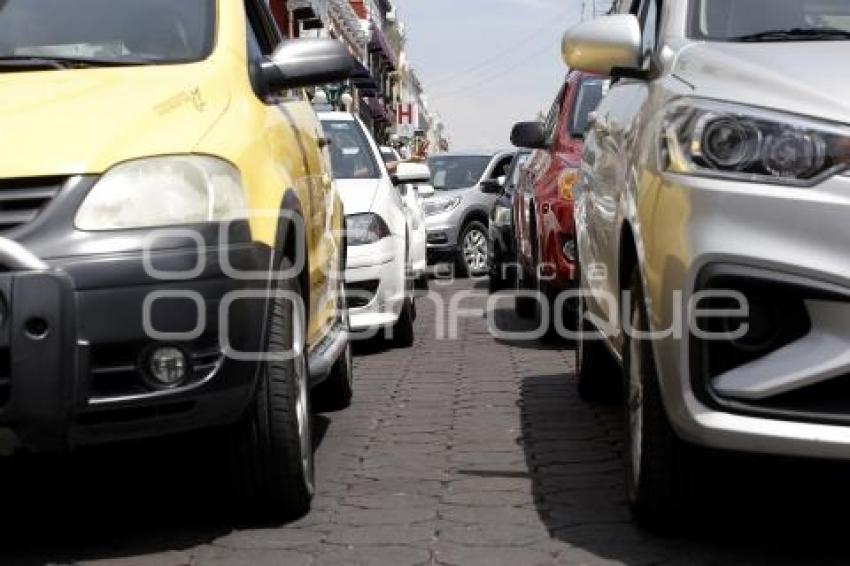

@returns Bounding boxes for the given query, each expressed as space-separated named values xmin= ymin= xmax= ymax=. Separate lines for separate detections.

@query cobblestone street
xmin=3 ymin=279 xmax=850 ymax=565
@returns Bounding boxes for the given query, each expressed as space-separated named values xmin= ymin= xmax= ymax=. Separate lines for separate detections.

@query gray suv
xmin=565 ymin=0 xmax=850 ymax=528
xmin=423 ymin=151 xmax=515 ymax=275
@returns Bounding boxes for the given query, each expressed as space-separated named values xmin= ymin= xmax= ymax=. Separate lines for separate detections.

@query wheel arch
xmin=276 ymin=188 xmax=310 ymax=318
xmin=461 ymin=208 xmax=490 ymax=231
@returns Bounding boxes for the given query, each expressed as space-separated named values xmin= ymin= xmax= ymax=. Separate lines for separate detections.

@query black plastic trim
xmin=691 ymin=263 xmax=850 ymax=426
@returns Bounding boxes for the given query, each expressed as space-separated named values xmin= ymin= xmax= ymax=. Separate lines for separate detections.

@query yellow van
xmin=0 ymin=0 xmax=353 ymax=517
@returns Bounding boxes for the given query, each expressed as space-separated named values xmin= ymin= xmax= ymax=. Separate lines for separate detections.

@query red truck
xmin=510 ymin=72 xmax=608 ymax=337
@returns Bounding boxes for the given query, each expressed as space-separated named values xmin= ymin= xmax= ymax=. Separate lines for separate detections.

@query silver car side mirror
xmin=561 ymin=15 xmax=641 ymax=76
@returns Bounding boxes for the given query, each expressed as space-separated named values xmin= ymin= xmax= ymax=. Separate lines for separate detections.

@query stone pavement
xmin=2 ymin=279 xmax=850 ymax=565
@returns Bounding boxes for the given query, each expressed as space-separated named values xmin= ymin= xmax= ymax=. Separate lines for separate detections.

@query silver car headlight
xmin=422 ymin=196 xmax=461 ymax=217
xmin=661 ymin=98 xmax=850 ymax=186
xmin=75 ymin=156 xmax=248 ymax=231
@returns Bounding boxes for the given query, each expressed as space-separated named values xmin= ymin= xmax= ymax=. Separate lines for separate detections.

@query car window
xmin=0 ymin=0 xmax=215 ymax=64
xmin=427 ymin=156 xmax=492 ymax=191
xmin=321 ymin=120 xmax=381 ymax=180
xmin=690 ymin=0 xmax=850 ymax=40
xmin=244 ymin=0 xmax=280 ymax=55
xmin=569 ymin=78 xmax=610 ymax=138
xmin=504 ymin=152 xmax=531 ymax=195
xmin=543 ymin=86 xmax=566 ymax=147
xmin=636 ymin=0 xmax=660 ymax=61
xmin=490 ymin=156 xmax=514 ymax=180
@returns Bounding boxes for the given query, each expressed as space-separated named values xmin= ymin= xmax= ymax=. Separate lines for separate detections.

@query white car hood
xmin=673 ymin=42 xmax=850 ymax=124
xmin=335 ymin=178 xmax=383 ymax=215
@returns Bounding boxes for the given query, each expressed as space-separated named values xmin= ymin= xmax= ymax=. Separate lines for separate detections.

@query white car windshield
xmin=0 ymin=0 xmax=215 ymax=66
xmin=691 ymin=0 xmax=850 ymax=41
xmin=322 ymin=120 xmax=381 ymax=180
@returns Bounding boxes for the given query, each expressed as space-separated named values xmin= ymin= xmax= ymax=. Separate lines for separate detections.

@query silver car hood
xmin=673 ymin=42 xmax=850 ymax=124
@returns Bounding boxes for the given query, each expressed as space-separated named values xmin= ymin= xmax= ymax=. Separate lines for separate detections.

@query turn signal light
xmin=558 ymin=169 xmax=579 ymax=201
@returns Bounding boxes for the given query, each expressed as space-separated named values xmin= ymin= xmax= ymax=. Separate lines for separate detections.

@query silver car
xmin=564 ymin=0 xmax=850 ymax=527
xmin=423 ymin=151 xmax=516 ymax=275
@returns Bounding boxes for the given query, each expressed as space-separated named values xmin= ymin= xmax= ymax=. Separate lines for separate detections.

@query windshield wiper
xmin=0 ymin=55 xmax=153 ymax=71
xmin=733 ymin=27 xmax=850 ymax=42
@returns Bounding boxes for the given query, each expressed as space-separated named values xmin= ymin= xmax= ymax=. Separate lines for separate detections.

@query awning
xmin=350 ymin=60 xmax=379 ymax=91
xmin=368 ymin=24 xmax=398 ymax=69
xmin=365 ymin=97 xmax=389 ymax=123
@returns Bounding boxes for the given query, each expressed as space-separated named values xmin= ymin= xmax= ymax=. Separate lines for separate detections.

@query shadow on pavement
xmin=519 ymin=371 xmax=850 ymax=564
xmin=489 ymin=307 xmax=569 ymax=351
xmin=0 ymin=417 xmax=334 ymax=565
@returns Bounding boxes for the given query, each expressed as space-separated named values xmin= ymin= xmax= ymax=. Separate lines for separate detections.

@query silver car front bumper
xmin=646 ymin=171 xmax=850 ymax=459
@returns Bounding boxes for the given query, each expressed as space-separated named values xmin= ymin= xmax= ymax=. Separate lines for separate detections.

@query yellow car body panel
xmin=0 ymin=0 xmax=342 ymax=345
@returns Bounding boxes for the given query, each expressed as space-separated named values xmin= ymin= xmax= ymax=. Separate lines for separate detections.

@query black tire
xmin=488 ymin=269 xmax=506 ymax=293
xmin=576 ymin=291 xmax=621 ymax=402
xmin=227 ymin=259 xmax=314 ymax=519
xmin=456 ymin=221 xmax=489 ymax=277
xmin=535 ymin=278 xmax=562 ymax=343
xmin=515 ymin=265 xmax=536 ymax=319
xmin=312 ymin=279 xmax=353 ymax=412
xmin=624 ymin=270 xmax=695 ymax=531
xmin=391 ymin=298 xmax=415 ymax=348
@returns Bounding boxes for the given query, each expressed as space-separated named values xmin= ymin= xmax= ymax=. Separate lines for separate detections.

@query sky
xmin=392 ymin=0 xmax=602 ymax=151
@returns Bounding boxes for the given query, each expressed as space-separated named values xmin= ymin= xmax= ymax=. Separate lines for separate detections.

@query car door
xmin=579 ymin=0 xmax=656 ymax=338
xmin=524 ymin=86 xmax=565 ymax=270
xmin=245 ymin=0 xmax=338 ymax=342
xmin=399 ymin=183 xmax=427 ymax=273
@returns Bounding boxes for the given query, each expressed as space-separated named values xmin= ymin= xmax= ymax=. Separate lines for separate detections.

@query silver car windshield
xmin=690 ymin=0 xmax=850 ymax=41
xmin=428 ymin=156 xmax=491 ymax=191
xmin=322 ymin=120 xmax=381 ymax=180
xmin=0 ymin=0 xmax=215 ymax=65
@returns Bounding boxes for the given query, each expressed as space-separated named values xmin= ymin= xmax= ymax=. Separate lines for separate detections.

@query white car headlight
xmin=422 ymin=196 xmax=461 ymax=217
xmin=345 ymin=213 xmax=391 ymax=246
xmin=661 ymin=98 xmax=850 ymax=186
xmin=75 ymin=156 xmax=248 ymax=231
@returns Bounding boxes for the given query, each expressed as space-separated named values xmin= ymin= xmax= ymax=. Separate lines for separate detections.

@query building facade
xmin=267 ymin=0 xmax=448 ymax=154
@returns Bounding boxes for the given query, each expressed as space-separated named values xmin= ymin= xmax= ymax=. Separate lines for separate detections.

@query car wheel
xmin=623 ymin=270 xmax=695 ymax=531
xmin=576 ymin=290 xmax=620 ymax=402
xmin=391 ymin=298 xmax=415 ymax=348
xmin=312 ymin=277 xmax=353 ymax=412
xmin=457 ymin=221 xmax=489 ymax=277
xmin=227 ymin=258 xmax=314 ymax=519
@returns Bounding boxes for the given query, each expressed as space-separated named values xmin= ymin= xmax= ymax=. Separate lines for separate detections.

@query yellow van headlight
xmin=75 ymin=156 xmax=248 ymax=231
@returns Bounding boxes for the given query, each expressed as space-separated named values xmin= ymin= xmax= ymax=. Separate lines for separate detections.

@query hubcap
xmin=627 ymin=304 xmax=644 ymax=494
xmin=291 ymin=305 xmax=314 ymax=490
xmin=463 ymin=229 xmax=488 ymax=273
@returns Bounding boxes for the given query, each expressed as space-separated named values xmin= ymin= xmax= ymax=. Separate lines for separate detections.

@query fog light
xmin=146 ymin=346 xmax=188 ymax=388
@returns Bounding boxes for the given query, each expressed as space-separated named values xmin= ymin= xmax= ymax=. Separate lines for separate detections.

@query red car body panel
xmin=513 ymin=71 xmax=598 ymax=291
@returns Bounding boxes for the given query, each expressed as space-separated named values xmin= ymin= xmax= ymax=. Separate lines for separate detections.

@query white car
xmin=392 ymin=162 xmax=430 ymax=280
xmin=379 ymin=145 xmax=402 ymax=165
xmin=380 ymin=147 xmax=429 ymax=279
xmin=319 ymin=112 xmax=417 ymax=345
